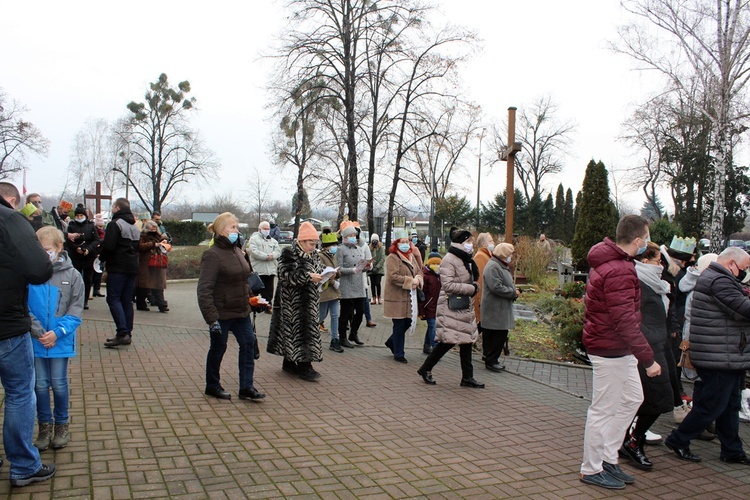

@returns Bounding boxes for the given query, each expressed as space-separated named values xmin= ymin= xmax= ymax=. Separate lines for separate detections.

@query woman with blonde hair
xmin=197 ymin=212 xmax=264 ymax=401
xmin=473 ymin=232 xmax=495 ymax=329
xmin=480 ymin=242 xmax=518 ymax=372
xmin=135 ymin=220 xmax=171 ymax=313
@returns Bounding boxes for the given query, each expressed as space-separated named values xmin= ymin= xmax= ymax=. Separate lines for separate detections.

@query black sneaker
xmin=238 ymin=388 xmax=266 ymax=401
xmin=10 ymin=464 xmax=56 ymax=487
xmin=579 ymin=471 xmax=625 ymax=490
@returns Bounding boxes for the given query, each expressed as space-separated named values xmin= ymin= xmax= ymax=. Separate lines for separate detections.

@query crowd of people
xmin=4 ymin=185 xmax=750 ymax=490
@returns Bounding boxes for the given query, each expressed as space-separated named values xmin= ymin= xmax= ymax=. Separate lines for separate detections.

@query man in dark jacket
xmin=100 ymin=198 xmax=140 ymax=348
xmin=579 ymin=215 xmax=661 ymax=490
xmin=0 ymin=182 xmax=57 ymax=486
xmin=665 ymin=247 xmax=750 ymax=465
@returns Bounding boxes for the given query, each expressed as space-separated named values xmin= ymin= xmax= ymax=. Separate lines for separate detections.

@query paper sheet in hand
xmin=354 ymin=259 xmax=373 ymax=273
xmin=320 ymin=266 xmax=339 ymax=281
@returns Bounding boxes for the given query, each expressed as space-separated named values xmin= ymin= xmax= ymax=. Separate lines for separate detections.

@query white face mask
xmin=463 ymin=243 xmax=473 ymax=253
xmin=261 ymin=229 xmax=270 ymax=237
xmin=47 ymin=250 xmax=57 ymax=262
xmin=75 ymin=217 xmax=86 ymax=223
xmin=488 ymin=243 xmax=495 ymax=252
xmin=506 ymin=256 xmax=512 ymax=264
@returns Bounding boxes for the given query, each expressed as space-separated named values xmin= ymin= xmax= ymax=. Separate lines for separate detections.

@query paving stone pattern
xmin=1 ymin=282 xmax=748 ymax=498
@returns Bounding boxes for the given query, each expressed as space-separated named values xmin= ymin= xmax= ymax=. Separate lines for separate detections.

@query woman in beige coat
xmin=383 ymin=228 xmax=423 ymax=363
xmin=417 ymin=227 xmax=484 ymax=388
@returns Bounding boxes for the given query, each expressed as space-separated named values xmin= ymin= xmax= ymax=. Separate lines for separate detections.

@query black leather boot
xmin=619 ymin=435 xmax=653 ymax=471
xmin=340 ymin=336 xmax=355 ymax=348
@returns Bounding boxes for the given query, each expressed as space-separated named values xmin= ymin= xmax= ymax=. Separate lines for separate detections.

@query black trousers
xmin=136 ymin=287 xmax=167 ymax=309
xmin=72 ymin=260 xmax=94 ymax=304
xmin=481 ymin=327 xmax=508 ymax=366
xmin=421 ymin=342 xmax=474 ymax=379
xmin=260 ymin=275 xmax=275 ymax=304
xmin=370 ymin=274 xmax=382 ymax=297
xmin=338 ymin=298 xmax=364 ymax=339
xmin=664 ymin=340 xmax=684 ymax=406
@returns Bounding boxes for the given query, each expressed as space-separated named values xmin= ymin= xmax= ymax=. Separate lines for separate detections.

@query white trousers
xmin=580 ymin=354 xmax=643 ymax=475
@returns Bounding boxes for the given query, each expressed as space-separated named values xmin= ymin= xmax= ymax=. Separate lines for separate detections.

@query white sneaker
xmin=673 ymin=402 xmax=691 ymax=424
xmin=645 ymin=430 xmax=663 ymax=445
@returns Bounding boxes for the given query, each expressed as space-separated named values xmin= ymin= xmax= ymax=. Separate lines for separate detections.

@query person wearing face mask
xmin=336 ymin=222 xmax=367 ymax=348
xmin=410 ymin=230 xmax=427 ymax=262
xmin=579 ymin=215 xmax=661 ymax=491
xmin=618 ymin=242 xmax=674 ymax=471
xmin=384 ymin=228 xmax=423 ymax=363
xmin=418 ymin=250 xmax=442 ymax=354
xmin=64 ymin=204 xmax=101 ymax=310
xmin=247 ymin=221 xmax=282 ymax=308
xmin=198 ymin=212 xmax=264 ymax=400
xmin=100 ymin=198 xmax=141 ymax=348
xmin=28 ymin=227 xmax=84 ymax=452
xmin=368 ymin=233 xmax=385 ymax=305
xmin=472 ymin=233 xmax=495 ymax=335
xmin=318 ymin=229 xmax=343 ymax=352
xmin=135 ymin=220 xmax=171 ymax=313
xmin=267 ymin=222 xmax=325 ymax=381
xmin=480 ymin=243 xmax=518 ymax=373
xmin=417 ymin=227 xmax=484 ymax=387
xmin=664 ymin=246 xmax=750 ymax=466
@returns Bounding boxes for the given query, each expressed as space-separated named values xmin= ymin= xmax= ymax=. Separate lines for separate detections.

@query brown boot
xmin=51 ymin=423 xmax=70 ymax=449
xmin=34 ymin=423 xmax=53 ymax=451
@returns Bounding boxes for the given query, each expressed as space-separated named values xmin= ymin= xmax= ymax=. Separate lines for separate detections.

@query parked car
xmin=277 ymin=230 xmax=294 ymax=246
xmin=728 ymin=239 xmax=746 ymax=250
xmin=699 ymin=238 xmax=710 ymax=249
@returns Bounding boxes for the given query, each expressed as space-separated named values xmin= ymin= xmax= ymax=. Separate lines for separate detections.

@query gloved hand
xmin=209 ymin=321 xmax=222 ymax=335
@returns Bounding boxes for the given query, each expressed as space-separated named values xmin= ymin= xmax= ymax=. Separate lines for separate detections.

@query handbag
xmin=148 ymin=253 xmax=168 ymax=268
xmin=447 ymin=294 xmax=470 ymax=310
xmin=677 ymin=339 xmax=695 ymax=371
xmin=247 ymin=272 xmax=265 ymax=294
xmin=416 ymin=288 xmax=426 ymax=303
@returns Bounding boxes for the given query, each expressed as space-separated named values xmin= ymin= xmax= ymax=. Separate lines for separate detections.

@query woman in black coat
xmin=64 ymin=204 xmax=101 ymax=310
xmin=620 ymin=242 xmax=674 ymax=470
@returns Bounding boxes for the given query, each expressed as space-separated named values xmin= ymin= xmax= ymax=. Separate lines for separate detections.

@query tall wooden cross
xmin=501 ymin=107 xmax=522 ymax=243
xmin=83 ymin=182 xmax=112 ymax=214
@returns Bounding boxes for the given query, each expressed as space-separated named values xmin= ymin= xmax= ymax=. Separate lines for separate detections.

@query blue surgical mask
xmin=636 ymin=235 xmax=650 ymax=255
xmin=398 ymin=243 xmax=411 ymax=253
xmin=228 ymin=232 xmax=239 ymax=244
xmin=411 ymin=237 xmax=418 ymax=243
xmin=347 ymin=236 xmax=357 ymax=244
xmin=329 ymin=246 xmax=338 ymax=254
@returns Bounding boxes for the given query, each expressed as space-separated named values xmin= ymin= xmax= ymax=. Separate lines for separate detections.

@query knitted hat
xmin=696 ymin=253 xmax=718 ymax=274
xmin=321 ymin=229 xmax=338 ymax=247
xmin=298 ymin=221 xmax=318 ymax=241
xmin=426 ymin=254 xmax=442 ymax=267
xmin=341 ymin=225 xmax=358 ymax=238
xmin=410 ymin=229 xmax=418 ymax=237
xmin=370 ymin=233 xmax=379 ymax=242
xmin=450 ymin=226 xmax=472 ymax=244
xmin=394 ymin=228 xmax=409 ymax=240
xmin=493 ymin=243 xmax=515 ymax=260
xmin=74 ymin=203 xmax=87 ymax=216
xmin=428 ymin=250 xmax=441 ymax=260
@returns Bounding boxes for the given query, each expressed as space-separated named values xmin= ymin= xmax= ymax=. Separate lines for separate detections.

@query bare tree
xmin=245 ymin=167 xmax=273 ymax=228
xmin=504 ymin=96 xmax=575 ymax=201
xmin=114 ymin=73 xmax=218 ymax=213
xmin=65 ymin=118 xmax=120 ymax=201
xmin=617 ymin=0 xmax=750 ymax=251
xmin=0 ymin=89 xmax=50 ymax=178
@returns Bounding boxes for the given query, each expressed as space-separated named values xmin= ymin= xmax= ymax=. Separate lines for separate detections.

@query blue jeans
xmin=34 ymin=357 xmax=70 ymax=424
xmin=106 ymin=272 xmax=137 ymax=336
xmin=206 ymin=316 xmax=256 ymax=391
xmin=423 ymin=318 xmax=436 ymax=348
xmin=388 ymin=318 xmax=412 ymax=359
xmin=364 ymin=294 xmax=372 ymax=322
xmin=0 ymin=333 xmax=43 ymax=479
xmin=319 ymin=300 xmax=340 ymax=340
xmin=667 ymin=368 xmax=745 ymax=459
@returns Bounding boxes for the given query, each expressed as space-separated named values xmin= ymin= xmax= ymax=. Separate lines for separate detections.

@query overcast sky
xmin=1 ymin=0 xmax=664 ymax=214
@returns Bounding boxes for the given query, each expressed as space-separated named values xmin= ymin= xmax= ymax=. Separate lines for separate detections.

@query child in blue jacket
xmin=28 ymin=227 xmax=84 ymax=451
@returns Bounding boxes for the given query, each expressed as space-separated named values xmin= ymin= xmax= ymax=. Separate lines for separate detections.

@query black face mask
xmin=737 ymin=268 xmax=747 ymax=283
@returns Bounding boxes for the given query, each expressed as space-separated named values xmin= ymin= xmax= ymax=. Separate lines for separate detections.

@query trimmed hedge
xmin=163 ymin=220 xmax=207 ymax=246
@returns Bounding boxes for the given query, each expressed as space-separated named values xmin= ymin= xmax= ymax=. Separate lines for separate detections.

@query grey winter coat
xmin=679 ymin=266 xmax=700 ymax=340
xmin=435 ymin=250 xmax=479 ymax=345
xmin=247 ymin=231 xmax=281 ymax=276
xmin=480 ymin=257 xmax=516 ymax=330
xmin=690 ymin=262 xmax=750 ymax=370
xmin=337 ymin=242 xmax=366 ymax=299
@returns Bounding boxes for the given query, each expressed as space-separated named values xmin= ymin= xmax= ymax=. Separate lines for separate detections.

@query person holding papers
xmin=318 ymin=229 xmax=343 ymax=352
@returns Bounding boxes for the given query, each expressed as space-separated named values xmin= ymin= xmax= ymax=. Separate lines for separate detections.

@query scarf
xmin=634 ymin=260 xmax=670 ymax=313
xmin=448 ymin=244 xmax=479 ymax=281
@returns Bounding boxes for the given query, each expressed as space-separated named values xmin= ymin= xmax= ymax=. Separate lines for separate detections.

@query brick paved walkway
xmin=2 ymin=281 xmax=749 ymax=498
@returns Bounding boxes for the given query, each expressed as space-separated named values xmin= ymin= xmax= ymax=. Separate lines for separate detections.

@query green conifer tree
xmin=564 ymin=188 xmax=575 ymax=244
xmin=572 ymin=160 xmax=617 ymax=270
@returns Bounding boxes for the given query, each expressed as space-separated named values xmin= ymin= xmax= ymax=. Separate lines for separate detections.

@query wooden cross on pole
xmin=501 ymin=107 xmax=522 ymax=243
xmin=83 ymin=182 xmax=112 ymax=215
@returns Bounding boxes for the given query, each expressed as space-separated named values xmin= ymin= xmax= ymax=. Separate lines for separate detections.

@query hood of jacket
xmin=587 ymin=238 xmax=630 ymax=269
xmin=53 ymin=251 xmax=76 ymax=273
xmin=112 ymin=207 xmax=136 ymax=225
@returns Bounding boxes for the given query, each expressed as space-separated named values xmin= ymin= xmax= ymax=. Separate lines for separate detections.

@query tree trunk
xmin=709 ymin=123 xmax=729 ymax=252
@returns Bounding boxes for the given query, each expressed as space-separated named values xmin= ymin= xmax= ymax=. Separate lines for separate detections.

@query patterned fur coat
xmin=267 ymin=242 xmax=324 ymax=363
